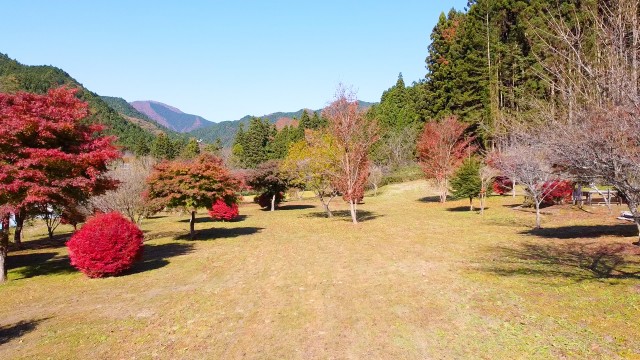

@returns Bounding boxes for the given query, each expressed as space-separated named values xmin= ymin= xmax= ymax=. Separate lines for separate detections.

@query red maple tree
xmin=416 ymin=116 xmax=476 ymax=203
xmin=0 ymin=87 xmax=120 ymax=283
xmin=146 ymin=153 xmax=240 ymax=239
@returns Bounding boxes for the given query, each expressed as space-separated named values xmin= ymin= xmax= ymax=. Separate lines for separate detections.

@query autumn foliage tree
xmin=0 ymin=87 xmax=119 ymax=283
xmin=281 ymin=131 xmax=340 ymax=217
xmin=417 ymin=116 xmax=476 ymax=203
xmin=247 ymin=160 xmax=291 ymax=211
xmin=324 ymin=88 xmax=379 ymax=224
xmin=146 ymin=153 xmax=240 ymax=239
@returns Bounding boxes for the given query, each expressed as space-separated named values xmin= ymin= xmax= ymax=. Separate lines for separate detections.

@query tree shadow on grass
xmin=8 ymin=252 xmax=57 ymax=270
xmin=9 ymin=253 xmax=75 ymax=279
xmin=177 ymin=215 xmax=248 ymax=223
xmin=275 ymin=204 xmax=316 ymax=211
xmin=10 ymin=233 xmax=70 ymax=251
xmin=446 ymin=206 xmax=488 ymax=212
xmin=417 ymin=196 xmax=447 ymax=203
xmin=483 ymin=241 xmax=640 ymax=281
xmin=176 ymin=226 xmax=264 ymax=241
xmin=0 ymin=318 xmax=49 ymax=345
xmin=303 ymin=210 xmax=383 ymax=222
xmin=521 ymin=224 xmax=637 ymax=239
xmin=125 ymin=242 xmax=195 ymax=275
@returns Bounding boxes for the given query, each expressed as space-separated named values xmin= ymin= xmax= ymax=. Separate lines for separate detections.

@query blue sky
xmin=1 ymin=1 xmax=467 ymax=122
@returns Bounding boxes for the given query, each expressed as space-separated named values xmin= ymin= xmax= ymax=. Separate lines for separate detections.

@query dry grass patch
xmin=0 ymin=180 xmax=639 ymax=359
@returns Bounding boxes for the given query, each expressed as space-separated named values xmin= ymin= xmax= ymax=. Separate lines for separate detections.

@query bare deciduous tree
xmin=91 ymin=157 xmax=157 ymax=224
xmin=367 ymin=163 xmax=385 ymax=196
xmin=491 ymin=141 xmax=562 ymax=229
xmin=531 ymin=0 xmax=640 ymax=241
xmin=479 ymin=163 xmax=499 ymax=215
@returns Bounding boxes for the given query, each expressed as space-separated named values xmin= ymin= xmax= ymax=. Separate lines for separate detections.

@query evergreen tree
xmin=310 ymin=111 xmax=327 ymax=129
xmin=269 ymin=125 xmax=303 ymax=160
xmin=375 ymin=73 xmax=420 ymax=131
xmin=181 ymin=138 xmax=201 ymax=159
xmin=151 ymin=133 xmax=176 ymax=160
xmin=299 ymin=110 xmax=312 ymax=130
xmin=450 ymin=157 xmax=483 ymax=210
xmin=233 ymin=117 xmax=273 ymax=168
xmin=232 ymin=123 xmax=246 ymax=165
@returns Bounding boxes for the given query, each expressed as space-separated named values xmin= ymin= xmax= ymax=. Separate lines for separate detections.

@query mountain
xmin=0 ymin=53 xmax=155 ymax=153
xmin=189 ymin=101 xmax=376 ymax=146
xmin=100 ymin=96 xmax=171 ymax=135
xmin=131 ymin=100 xmax=213 ymax=133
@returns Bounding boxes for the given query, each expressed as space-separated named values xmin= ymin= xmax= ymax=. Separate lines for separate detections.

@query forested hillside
xmin=0 ymin=53 xmax=155 ymax=154
xmin=190 ymin=101 xmax=375 ymax=146
xmin=100 ymin=96 xmax=171 ymax=134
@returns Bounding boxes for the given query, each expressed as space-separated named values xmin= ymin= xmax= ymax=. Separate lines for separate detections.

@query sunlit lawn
xmin=1 ymin=180 xmax=639 ymax=359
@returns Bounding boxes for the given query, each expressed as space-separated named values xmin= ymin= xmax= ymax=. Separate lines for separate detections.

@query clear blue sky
xmin=1 ymin=1 xmax=467 ymax=122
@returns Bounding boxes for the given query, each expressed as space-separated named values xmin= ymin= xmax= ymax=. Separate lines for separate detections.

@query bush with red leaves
xmin=208 ymin=199 xmax=239 ymax=221
xmin=67 ymin=212 xmax=144 ymax=278
xmin=254 ymin=192 xmax=284 ymax=209
xmin=492 ymin=176 xmax=513 ymax=195
xmin=540 ymin=180 xmax=574 ymax=205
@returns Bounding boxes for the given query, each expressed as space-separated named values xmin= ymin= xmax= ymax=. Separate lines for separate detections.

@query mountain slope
xmin=131 ymin=100 xmax=213 ymax=133
xmin=0 ymin=53 xmax=155 ymax=152
xmin=100 ymin=96 xmax=171 ymax=135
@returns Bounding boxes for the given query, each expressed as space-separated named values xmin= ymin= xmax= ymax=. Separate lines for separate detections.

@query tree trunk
xmin=270 ymin=194 xmax=276 ymax=212
xmin=47 ymin=226 xmax=54 ymax=240
xmin=628 ymin=200 xmax=640 ymax=245
xmin=469 ymin=197 xmax=474 ymax=211
xmin=0 ymin=213 xmax=10 ymax=283
xmin=480 ymin=193 xmax=485 ymax=215
xmin=512 ymin=179 xmax=516 ymax=198
xmin=439 ymin=179 xmax=448 ymax=203
xmin=373 ymin=184 xmax=378 ymax=197
xmin=189 ymin=210 xmax=196 ymax=240
xmin=535 ymin=201 xmax=542 ymax=229
xmin=349 ymin=200 xmax=358 ymax=224
xmin=13 ymin=211 xmax=24 ymax=248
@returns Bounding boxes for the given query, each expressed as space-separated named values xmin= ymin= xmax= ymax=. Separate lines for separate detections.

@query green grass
xmin=1 ymin=180 xmax=639 ymax=359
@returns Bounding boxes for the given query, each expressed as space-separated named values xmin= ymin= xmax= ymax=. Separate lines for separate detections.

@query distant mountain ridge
xmin=189 ymin=101 xmax=376 ymax=146
xmin=131 ymin=100 xmax=213 ymax=133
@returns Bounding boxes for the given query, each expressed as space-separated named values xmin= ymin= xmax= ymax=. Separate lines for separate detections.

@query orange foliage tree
xmin=146 ymin=154 xmax=240 ymax=239
xmin=417 ymin=116 xmax=476 ymax=203
xmin=323 ymin=87 xmax=379 ymax=224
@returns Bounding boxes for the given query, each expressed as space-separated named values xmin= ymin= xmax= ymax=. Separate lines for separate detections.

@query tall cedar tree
xmin=417 ymin=116 xmax=476 ymax=203
xmin=146 ymin=153 xmax=240 ymax=239
xmin=324 ymin=88 xmax=379 ymax=224
xmin=246 ymin=160 xmax=291 ymax=211
xmin=450 ymin=157 xmax=483 ymax=210
xmin=233 ymin=117 xmax=275 ymax=168
xmin=0 ymin=87 xmax=119 ymax=283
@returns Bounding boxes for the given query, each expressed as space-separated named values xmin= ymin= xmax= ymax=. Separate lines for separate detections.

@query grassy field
xmin=1 ymin=180 xmax=639 ymax=359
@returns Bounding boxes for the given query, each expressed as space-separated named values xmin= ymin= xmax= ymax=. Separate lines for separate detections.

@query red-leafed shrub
xmin=540 ymin=180 xmax=573 ymax=205
xmin=208 ymin=199 xmax=239 ymax=221
xmin=254 ymin=192 xmax=284 ymax=209
xmin=67 ymin=212 xmax=144 ymax=278
xmin=493 ymin=176 xmax=513 ymax=195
